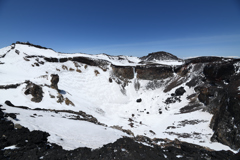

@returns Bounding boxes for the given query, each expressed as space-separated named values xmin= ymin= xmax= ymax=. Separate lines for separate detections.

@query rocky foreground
xmin=1 ymin=106 xmax=239 ymax=160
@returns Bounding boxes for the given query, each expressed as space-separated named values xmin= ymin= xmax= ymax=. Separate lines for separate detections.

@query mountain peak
xmin=14 ymin=41 xmax=54 ymax=51
xmin=140 ymin=51 xmax=181 ymax=61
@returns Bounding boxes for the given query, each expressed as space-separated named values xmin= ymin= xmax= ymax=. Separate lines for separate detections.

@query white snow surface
xmin=5 ymin=107 xmax=128 ymax=150
xmin=0 ymin=44 xmax=235 ymax=151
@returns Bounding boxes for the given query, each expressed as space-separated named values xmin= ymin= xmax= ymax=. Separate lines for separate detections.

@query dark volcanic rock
xmin=136 ymin=98 xmax=142 ymax=103
xmin=4 ymin=100 xmax=15 ymax=107
xmin=209 ymin=89 xmax=240 ymax=150
xmin=231 ymin=151 xmax=240 ymax=160
xmin=165 ymin=96 xmax=181 ymax=105
xmin=111 ymin=64 xmax=134 ymax=79
xmin=203 ymin=62 xmax=235 ymax=82
xmin=111 ymin=64 xmax=174 ymax=80
xmin=50 ymin=74 xmax=59 ymax=90
xmin=185 ymin=56 xmax=229 ymax=65
xmin=43 ymin=56 xmax=110 ymax=69
xmin=72 ymin=56 xmax=98 ymax=66
xmin=44 ymin=57 xmax=59 ymax=62
xmin=175 ymin=87 xmax=186 ymax=96
xmin=195 ymin=86 xmax=212 ymax=105
xmin=4 ymin=113 xmax=16 ymax=119
xmin=5 ymin=100 xmax=29 ymax=110
xmin=136 ymin=65 xmax=173 ymax=80
xmin=0 ymin=83 xmax=21 ymax=89
xmin=200 ymin=60 xmax=240 ymax=150
xmin=15 ymin=41 xmax=53 ymax=50
xmin=180 ymin=103 xmax=203 ymax=114
xmin=24 ymin=82 xmax=43 ymax=103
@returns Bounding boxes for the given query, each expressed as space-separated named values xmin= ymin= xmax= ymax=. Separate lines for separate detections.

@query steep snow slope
xmin=0 ymin=43 xmax=236 ymax=151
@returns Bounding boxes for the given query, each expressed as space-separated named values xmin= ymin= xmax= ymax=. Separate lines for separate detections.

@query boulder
xmin=136 ymin=98 xmax=142 ymax=103
xmin=24 ymin=82 xmax=43 ymax=103
xmin=175 ymin=87 xmax=186 ymax=96
xmin=50 ymin=74 xmax=59 ymax=90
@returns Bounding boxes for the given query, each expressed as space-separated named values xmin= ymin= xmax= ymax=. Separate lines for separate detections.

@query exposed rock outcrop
xmin=111 ymin=65 xmax=134 ymax=79
xmin=50 ymin=74 xmax=59 ymax=90
xmin=185 ymin=56 xmax=231 ymax=65
xmin=44 ymin=56 xmax=110 ymax=70
xmin=203 ymin=61 xmax=235 ymax=82
xmin=15 ymin=41 xmax=54 ymax=50
xmin=57 ymin=93 xmax=64 ymax=103
xmin=65 ymin=97 xmax=75 ymax=106
xmin=111 ymin=64 xmax=174 ymax=80
xmin=194 ymin=60 xmax=240 ymax=150
xmin=136 ymin=65 xmax=173 ymax=80
xmin=24 ymin=82 xmax=43 ymax=103
xmin=0 ymin=83 xmax=21 ymax=89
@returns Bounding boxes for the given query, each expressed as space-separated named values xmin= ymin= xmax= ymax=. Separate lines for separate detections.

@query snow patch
xmin=2 ymin=145 xmax=18 ymax=150
xmin=176 ymin=155 xmax=183 ymax=158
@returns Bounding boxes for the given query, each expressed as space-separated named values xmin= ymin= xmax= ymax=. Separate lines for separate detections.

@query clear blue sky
xmin=0 ymin=0 xmax=240 ymax=58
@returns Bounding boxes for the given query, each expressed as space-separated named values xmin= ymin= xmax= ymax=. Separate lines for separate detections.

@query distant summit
xmin=140 ymin=51 xmax=181 ymax=61
xmin=14 ymin=41 xmax=54 ymax=50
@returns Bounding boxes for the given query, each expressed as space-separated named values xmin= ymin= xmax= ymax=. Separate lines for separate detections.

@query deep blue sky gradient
xmin=0 ymin=0 xmax=240 ymax=58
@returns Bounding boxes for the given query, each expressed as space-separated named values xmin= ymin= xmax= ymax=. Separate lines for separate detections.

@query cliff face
xmin=111 ymin=64 xmax=174 ymax=80
xmin=111 ymin=65 xmax=134 ymax=79
xmin=136 ymin=65 xmax=173 ymax=80
xmin=203 ymin=61 xmax=240 ymax=150
xmin=111 ymin=56 xmax=240 ymax=150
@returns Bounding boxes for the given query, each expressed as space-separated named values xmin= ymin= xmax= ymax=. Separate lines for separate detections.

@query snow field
xmin=0 ymin=44 xmax=235 ymax=152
